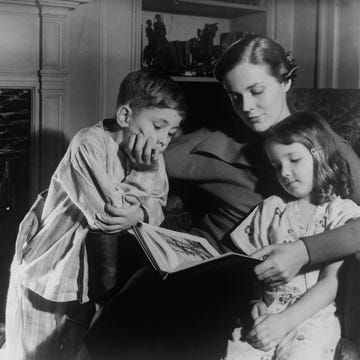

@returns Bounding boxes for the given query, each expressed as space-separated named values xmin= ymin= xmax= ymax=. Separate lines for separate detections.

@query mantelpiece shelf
xmin=141 ymin=0 xmax=267 ymax=81
xmin=171 ymin=76 xmax=218 ymax=82
xmin=142 ymin=0 xmax=266 ymax=19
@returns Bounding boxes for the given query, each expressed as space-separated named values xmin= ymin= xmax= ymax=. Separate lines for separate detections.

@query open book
xmin=131 ymin=222 xmax=261 ymax=279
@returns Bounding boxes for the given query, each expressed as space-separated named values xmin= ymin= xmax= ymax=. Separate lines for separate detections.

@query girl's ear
xmin=282 ymin=79 xmax=292 ymax=93
xmin=116 ymin=105 xmax=132 ymax=127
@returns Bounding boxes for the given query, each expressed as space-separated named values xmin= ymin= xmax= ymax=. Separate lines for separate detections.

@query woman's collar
xmin=190 ymin=129 xmax=266 ymax=167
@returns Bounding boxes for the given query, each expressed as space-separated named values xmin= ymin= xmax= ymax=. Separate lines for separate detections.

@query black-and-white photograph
xmin=0 ymin=0 xmax=360 ymax=359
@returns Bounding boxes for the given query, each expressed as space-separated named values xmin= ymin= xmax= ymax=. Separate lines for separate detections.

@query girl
xmin=228 ymin=112 xmax=360 ymax=360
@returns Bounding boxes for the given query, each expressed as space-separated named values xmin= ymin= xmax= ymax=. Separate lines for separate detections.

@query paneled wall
xmin=268 ymin=0 xmax=360 ymax=89
xmin=0 ymin=0 xmax=90 ymax=197
xmin=0 ymin=0 xmax=140 ymax=196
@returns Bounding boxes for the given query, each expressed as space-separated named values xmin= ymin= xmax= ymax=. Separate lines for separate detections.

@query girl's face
xmin=265 ymin=140 xmax=314 ymax=200
xmin=223 ymin=62 xmax=291 ymax=133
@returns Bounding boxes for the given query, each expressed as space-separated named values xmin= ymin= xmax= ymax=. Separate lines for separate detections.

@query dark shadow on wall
xmin=0 ymin=121 xmax=67 ymax=322
xmin=0 ymin=89 xmax=31 ymax=322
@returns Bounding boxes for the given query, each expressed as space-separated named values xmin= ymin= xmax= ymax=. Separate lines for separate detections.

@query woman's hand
xmin=95 ymin=195 xmax=143 ymax=233
xmin=251 ymin=241 xmax=309 ymax=287
xmin=123 ymin=133 xmax=161 ymax=172
xmin=247 ymin=313 xmax=289 ymax=351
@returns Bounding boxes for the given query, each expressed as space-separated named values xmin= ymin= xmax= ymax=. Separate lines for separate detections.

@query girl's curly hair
xmin=264 ymin=112 xmax=353 ymax=205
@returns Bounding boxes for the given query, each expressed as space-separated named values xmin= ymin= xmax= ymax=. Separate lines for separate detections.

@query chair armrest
xmin=334 ymin=338 xmax=360 ymax=360
xmin=86 ymin=231 xmax=119 ymax=304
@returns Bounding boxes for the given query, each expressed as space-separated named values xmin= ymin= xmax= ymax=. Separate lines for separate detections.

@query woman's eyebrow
xmin=246 ymin=82 xmax=265 ymax=90
xmin=226 ymin=82 xmax=265 ymax=94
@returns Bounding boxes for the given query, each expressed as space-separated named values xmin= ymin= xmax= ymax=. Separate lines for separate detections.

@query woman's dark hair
xmin=264 ymin=112 xmax=353 ymax=205
xmin=214 ymin=33 xmax=298 ymax=86
xmin=116 ymin=69 xmax=187 ymax=119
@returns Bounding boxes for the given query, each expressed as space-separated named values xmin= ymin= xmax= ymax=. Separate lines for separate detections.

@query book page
xmin=143 ymin=228 xmax=178 ymax=269
xmin=152 ymin=230 xmax=214 ymax=264
xmin=136 ymin=223 xmax=220 ymax=273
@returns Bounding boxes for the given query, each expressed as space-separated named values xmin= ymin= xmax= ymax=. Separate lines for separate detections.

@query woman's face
xmin=223 ymin=62 xmax=291 ymax=133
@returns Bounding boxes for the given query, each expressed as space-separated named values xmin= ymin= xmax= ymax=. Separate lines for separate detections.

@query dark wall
xmin=177 ymin=81 xmax=237 ymax=132
xmin=0 ymin=89 xmax=31 ymax=321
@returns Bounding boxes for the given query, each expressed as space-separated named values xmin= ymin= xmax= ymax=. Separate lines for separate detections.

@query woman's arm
xmin=248 ymin=260 xmax=343 ymax=351
xmin=303 ymin=218 xmax=360 ymax=265
xmin=337 ymin=136 xmax=360 ymax=204
xmin=253 ymin=144 xmax=360 ymax=282
xmin=252 ymin=218 xmax=360 ymax=284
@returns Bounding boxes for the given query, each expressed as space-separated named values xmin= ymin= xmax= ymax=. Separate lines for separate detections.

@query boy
xmin=5 ymin=69 xmax=186 ymax=360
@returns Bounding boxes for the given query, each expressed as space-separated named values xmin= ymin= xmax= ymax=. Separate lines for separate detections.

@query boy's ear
xmin=116 ymin=105 xmax=132 ymax=127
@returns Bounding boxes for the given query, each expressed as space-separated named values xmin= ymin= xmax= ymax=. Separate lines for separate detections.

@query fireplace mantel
xmin=0 ymin=0 xmax=91 ymax=199
xmin=0 ymin=0 xmax=91 ymax=11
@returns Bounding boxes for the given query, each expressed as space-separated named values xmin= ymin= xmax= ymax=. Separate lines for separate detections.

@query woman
xmin=19 ymin=34 xmax=360 ymax=359
xmin=83 ymin=34 xmax=360 ymax=359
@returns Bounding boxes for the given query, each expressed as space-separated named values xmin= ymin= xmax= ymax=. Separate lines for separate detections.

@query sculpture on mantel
xmin=142 ymin=16 xmax=222 ymax=77
xmin=143 ymin=14 xmax=169 ymax=69
xmin=189 ymin=22 xmax=222 ymax=76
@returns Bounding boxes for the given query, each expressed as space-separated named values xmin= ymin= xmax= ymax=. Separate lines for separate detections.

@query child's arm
xmin=58 ymin=130 xmax=167 ymax=230
xmin=15 ymin=192 xmax=47 ymax=263
xmin=94 ymin=196 xmax=143 ymax=233
xmin=95 ymin=133 xmax=169 ymax=230
xmin=55 ymin=131 xmax=143 ymax=229
xmin=96 ymin=155 xmax=168 ymax=229
xmin=247 ymin=260 xmax=343 ymax=351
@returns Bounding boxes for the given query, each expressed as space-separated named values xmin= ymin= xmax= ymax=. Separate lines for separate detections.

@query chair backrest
xmin=288 ymin=88 xmax=360 ymax=157
xmin=177 ymin=82 xmax=360 ymax=156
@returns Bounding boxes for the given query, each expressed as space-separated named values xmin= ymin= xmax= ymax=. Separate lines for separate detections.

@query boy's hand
xmin=95 ymin=196 xmax=143 ymax=233
xmin=247 ymin=313 xmax=289 ymax=351
xmin=124 ymin=133 xmax=160 ymax=172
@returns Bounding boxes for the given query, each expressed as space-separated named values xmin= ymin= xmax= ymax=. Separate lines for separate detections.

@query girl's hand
xmin=95 ymin=196 xmax=143 ymax=233
xmin=247 ymin=313 xmax=290 ymax=351
xmin=250 ymin=300 xmax=268 ymax=320
xmin=124 ymin=133 xmax=160 ymax=172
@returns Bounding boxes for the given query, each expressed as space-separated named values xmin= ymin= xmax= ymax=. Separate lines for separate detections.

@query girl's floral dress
xmin=225 ymin=195 xmax=360 ymax=360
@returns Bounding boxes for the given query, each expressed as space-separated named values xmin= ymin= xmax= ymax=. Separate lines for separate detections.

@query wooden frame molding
xmin=0 ymin=0 xmax=91 ymax=196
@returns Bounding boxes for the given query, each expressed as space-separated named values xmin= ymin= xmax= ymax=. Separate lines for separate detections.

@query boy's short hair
xmin=117 ymin=69 xmax=187 ymax=119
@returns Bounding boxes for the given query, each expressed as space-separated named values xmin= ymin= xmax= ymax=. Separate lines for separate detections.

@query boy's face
xmin=125 ymin=107 xmax=182 ymax=153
